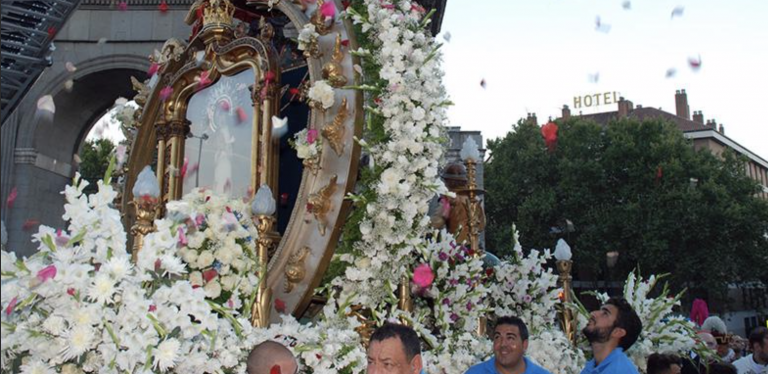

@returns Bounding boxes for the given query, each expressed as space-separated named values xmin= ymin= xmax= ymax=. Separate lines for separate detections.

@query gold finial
xmin=322 ymin=33 xmax=347 ymax=87
xmin=202 ymin=0 xmax=236 ymax=29
xmin=322 ymin=96 xmax=347 ymax=156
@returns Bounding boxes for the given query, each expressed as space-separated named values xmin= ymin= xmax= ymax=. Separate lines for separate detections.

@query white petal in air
xmin=271 ymin=116 xmax=288 ymax=139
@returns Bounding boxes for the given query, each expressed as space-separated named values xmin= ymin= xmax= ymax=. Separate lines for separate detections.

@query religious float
xmin=0 ymin=1 xmax=707 ymax=373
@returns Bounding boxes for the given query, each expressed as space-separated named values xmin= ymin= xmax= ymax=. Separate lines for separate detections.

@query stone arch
xmin=4 ymin=54 xmax=148 ymax=256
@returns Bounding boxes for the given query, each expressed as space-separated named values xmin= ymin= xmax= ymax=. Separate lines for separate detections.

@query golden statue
xmin=322 ymin=33 xmax=347 ymax=88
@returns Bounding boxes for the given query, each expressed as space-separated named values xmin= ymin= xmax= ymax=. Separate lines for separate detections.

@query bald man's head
xmin=247 ymin=341 xmax=298 ymax=374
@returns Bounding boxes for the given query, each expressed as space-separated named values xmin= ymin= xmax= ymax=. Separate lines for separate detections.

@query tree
xmin=484 ymin=117 xmax=768 ymax=302
xmin=78 ymin=138 xmax=115 ymax=194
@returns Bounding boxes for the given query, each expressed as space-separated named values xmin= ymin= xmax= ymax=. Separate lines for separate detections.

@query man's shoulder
xmin=525 ymin=359 xmax=553 ymax=374
xmin=464 ymin=359 xmax=494 ymax=374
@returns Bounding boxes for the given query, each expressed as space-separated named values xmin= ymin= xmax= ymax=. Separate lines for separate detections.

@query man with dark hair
xmin=708 ymin=362 xmax=738 ymax=374
xmin=732 ymin=327 xmax=768 ymax=374
xmin=647 ymin=353 xmax=682 ymax=374
xmin=580 ymin=297 xmax=643 ymax=374
xmin=247 ymin=340 xmax=298 ymax=374
xmin=367 ymin=323 xmax=423 ymax=374
xmin=465 ymin=316 xmax=551 ymax=374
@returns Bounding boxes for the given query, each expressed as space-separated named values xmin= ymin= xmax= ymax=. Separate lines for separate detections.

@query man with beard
xmin=580 ymin=297 xmax=643 ymax=374
xmin=732 ymin=327 xmax=768 ymax=374
xmin=465 ymin=316 xmax=550 ymax=374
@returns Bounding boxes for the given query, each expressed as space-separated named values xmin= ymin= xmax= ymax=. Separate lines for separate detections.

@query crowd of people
xmin=245 ymin=298 xmax=767 ymax=374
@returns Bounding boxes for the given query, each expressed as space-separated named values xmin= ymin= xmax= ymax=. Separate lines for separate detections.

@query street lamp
xmin=459 ymin=136 xmax=483 ymax=256
xmin=130 ymin=166 xmax=160 ymax=263
xmin=554 ymin=238 xmax=576 ymax=343
xmin=250 ymin=184 xmax=278 ymax=327
xmin=606 ymin=250 xmax=620 ymax=295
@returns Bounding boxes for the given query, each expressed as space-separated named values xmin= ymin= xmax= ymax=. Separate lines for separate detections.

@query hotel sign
xmin=573 ymin=91 xmax=621 ymax=109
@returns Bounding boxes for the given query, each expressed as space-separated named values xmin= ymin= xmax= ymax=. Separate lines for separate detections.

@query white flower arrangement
xmin=307 ymin=80 xmax=336 ymax=110
xmin=289 ymin=128 xmax=322 ymax=161
xmin=160 ymin=188 xmax=260 ymax=311
xmin=527 ymin=328 xmax=585 ymax=374
xmin=0 ymin=176 xmax=251 ymax=374
xmin=297 ymin=23 xmax=320 ymax=52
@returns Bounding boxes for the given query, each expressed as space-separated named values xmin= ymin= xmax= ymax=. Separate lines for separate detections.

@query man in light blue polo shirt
xmin=465 ymin=316 xmax=551 ymax=374
xmin=580 ymin=297 xmax=643 ymax=374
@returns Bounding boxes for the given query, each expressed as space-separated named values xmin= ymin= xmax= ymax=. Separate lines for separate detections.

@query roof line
xmin=684 ymin=129 xmax=768 ymax=169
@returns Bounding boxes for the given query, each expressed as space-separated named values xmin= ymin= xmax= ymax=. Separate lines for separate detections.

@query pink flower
xmin=320 ymin=1 xmax=336 ymax=19
xmin=160 ymin=86 xmax=173 ymax=101
xmin=196 ymin=71 xmax=212 ymax=89
xmin=177 ymin=227 xmax=188 ymax=247
xmin=147 ymin=62 xmax=159 ymax=76
xmin=5 ymin=297 xmax=18 ymax=316
xmin=37 ymin=265 xmax=57 ymax=283
xmin=413 ymin=263 xmax=435 ymax=288
xmin=307 ymin=129 xmax=319 ymax=144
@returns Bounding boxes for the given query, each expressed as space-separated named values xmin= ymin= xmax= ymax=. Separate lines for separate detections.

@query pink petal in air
xmin=37 ymin=265 xmax=57 ymax=282
xmin=320 ymin=1 xmax=336 ymax=19
xmin=6 ymin=187 xmax=18 ymax=209
xmin=5 ymin=297 xmax=17 ymax=316
xmin=236 ymin=107 xmax=247 ymax=123
xmin=148 ymin=62 xmax=160 ymax=76
xmin=160 ymin=86 xmax=173 ymax=101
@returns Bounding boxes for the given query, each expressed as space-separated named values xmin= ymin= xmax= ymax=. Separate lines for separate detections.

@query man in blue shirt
xmin=580 ymin=297 xmax=643 ymax=374
xmin=465 ymin=316 xmax=551 ymax=374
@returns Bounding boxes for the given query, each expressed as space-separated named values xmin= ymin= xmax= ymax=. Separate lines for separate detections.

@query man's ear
xmin=410 ymin=354 xmax=423 ymax=374
xmin=611 ymin=326 xmax=627 ymax=341
xmin=522 ymin=339 xmax=529 ymax=353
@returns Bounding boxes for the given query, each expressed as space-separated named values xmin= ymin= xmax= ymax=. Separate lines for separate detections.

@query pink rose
xmin=413 ymin=263 xmax=435 ymax=288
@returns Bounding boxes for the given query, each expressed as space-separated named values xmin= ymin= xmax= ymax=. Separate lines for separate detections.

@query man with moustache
xmin=580 ymin=297 xmax=643 ymax=374
xmin=465 ymin=316 xmax=551 ymax=374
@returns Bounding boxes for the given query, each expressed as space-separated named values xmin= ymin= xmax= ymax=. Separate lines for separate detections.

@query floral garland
xmin=337 ymin=0 xmax=449 ymax=308
xmin=0 ymin=176 xmax=254 ymax=374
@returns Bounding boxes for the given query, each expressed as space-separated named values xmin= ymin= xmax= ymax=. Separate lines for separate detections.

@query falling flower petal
xmin=671 ymin=6 xmax=684 ymax=19
xmin=148 ymin=62 xmax=160 ymax=76
xmin=275 ymin=298 xmax=286 ymax=313
xmin=114 ymin=97 xmax=128 ymax=107
xmin=47 ymin=26 xmax=57 ymax=39
xmin=588 ymin=72 xmax=600 ymax=83
xmin=37 ymin=95 xmax=56 ymax=114
xmin=595 ymin=16 xmax=611 ymax=33
xmin=353 ymin=64 xmax=363 ymax=75
xmin=265 ymin=71 xmax=276 ymax=83
xmin=689 ymin=55 xmax=702 ymax=71
xmin=480 ymin=79 xmax=486 ymax=89
xmin=116 ymin=144 xmax=127 ymax=166
xmin=180 ymin=157 xmax=188 ymax=180
xmin=160 ymin=86 xmax=173 ymax=101
xmin=439 ymin=196 xmax=451 ymax=218
xmin=159 ymin=0 xmax=169 ymax=13
xmin=340 ymin=39 xmax=350 ymax=47
xmin=665 ymin=68 xmax=677 ymax=78
xmin=97 ymin=37 xmax=108 ymax=45
xmin=272 ymin=116 xmax=288 ymax=139
xmin=5 ymin=297 xmax=17 ymax=316
xmin=6 ymin=187 xmax=17 ymax=209
xmin=411 ymin=3 xmax=425 ymax=13
xmin=236 ymin=107 xmax=247 ymax=124
xmin=443 ymin=32 xmax=452 ymax=42
xmin=64 ymin=80 xmax=74 ymax=92
xmin=177 ymin=227 xmax=188 ymax=247
xmin=541 ymin=121 xmax=559 ymax=152
xmin=118 ymin=1 xmax=128 ymax=11
xmin=622 ymin=1 xmax=631 ymax=10
xmin=37 ymin=265 xmax=57 ymax=283
xmin=65 ymin=62 xmax=77 ymax=73
xmin=22 ymin=219 xmax=41 ymax=231
xmin=196 ymin=71 xmax=212 ymax=89
xmin=73 ymin=154 xmax=82 ymax=164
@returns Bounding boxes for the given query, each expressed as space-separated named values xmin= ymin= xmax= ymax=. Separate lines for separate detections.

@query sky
xmin=438 ymin=0 xmax=768 ymax=159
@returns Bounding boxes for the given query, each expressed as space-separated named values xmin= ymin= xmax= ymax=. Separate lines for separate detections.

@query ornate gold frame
xmin=124 ymin=0 xmax=363 ymax=321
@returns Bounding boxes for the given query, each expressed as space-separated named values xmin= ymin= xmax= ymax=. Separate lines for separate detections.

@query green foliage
xmin=78 ymin=138 xmax=115 ymax=194
xmin=485 ymin=117 xmax=768 ymax=301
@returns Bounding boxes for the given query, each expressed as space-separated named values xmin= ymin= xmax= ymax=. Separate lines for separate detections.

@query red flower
xmin=541 ymin=121 xmax=558 ymax=152
xmin=203 ymin=269 xmax=218 ymax=282
xmin=275 ymin=298 xmax=286 ymax=313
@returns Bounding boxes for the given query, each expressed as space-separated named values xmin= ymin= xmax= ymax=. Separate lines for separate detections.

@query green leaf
xmin=103 ymin=153 xmax=117 ymax=185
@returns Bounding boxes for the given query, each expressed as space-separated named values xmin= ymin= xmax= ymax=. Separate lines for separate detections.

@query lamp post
xmin=130 ymin=166 xmax=161 ymax=263
xmin=250 ymin=184 xmax=278 ymax=327
xmin=459 ymin=136 xmax=483 ymax=256
xmin=554 ymin=238 xmax=576 ymax=343
xmin=459 ymin=137 xmax=488 ymax=336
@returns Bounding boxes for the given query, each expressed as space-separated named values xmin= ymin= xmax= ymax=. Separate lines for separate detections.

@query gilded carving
xmin=307 ymin=175 xmax=338 ymax=236
xmin=309 ymin=0 xmax=332 ymax=35
xmin=284 ymin=246 xmax=311 ymax=293
xmin=322 ymin=96 xmax=347 ymax=156
xmin=322 ymin=33 xmax=347 ymax=88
